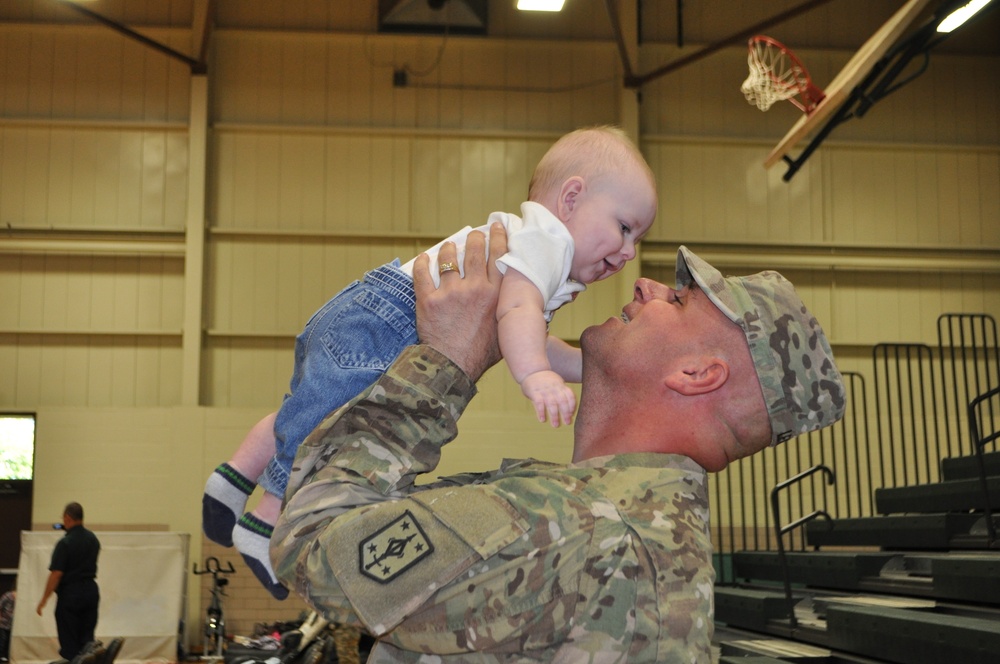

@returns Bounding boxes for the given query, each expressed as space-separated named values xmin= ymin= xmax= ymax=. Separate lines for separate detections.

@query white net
xmin=741 ymin=37 xmax=814 ymax=112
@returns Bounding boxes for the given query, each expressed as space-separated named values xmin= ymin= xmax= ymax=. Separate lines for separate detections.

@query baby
xmin=202 ymin=126 xmax=658 ymax=598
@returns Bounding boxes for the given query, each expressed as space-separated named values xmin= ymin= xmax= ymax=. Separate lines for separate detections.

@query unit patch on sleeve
xmin=359 ymin=509 xmax=434 ymax=583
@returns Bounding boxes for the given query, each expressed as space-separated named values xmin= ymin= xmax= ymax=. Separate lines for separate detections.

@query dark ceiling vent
xmin=378 ymin=0 xmax=488 ymax=35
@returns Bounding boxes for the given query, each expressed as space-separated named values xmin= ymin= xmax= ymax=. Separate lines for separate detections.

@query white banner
xmin=11 ymin=531 xmax=189 ymax=664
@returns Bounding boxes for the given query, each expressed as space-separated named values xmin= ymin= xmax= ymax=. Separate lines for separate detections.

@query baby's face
xmin=564 ymin=169 xmax=657 ymax=284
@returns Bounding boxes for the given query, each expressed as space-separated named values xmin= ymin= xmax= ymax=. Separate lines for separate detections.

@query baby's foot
xmin=233 ymin=513 xmax=289 ymax=600
xmin=202 ymin=463 xmax=254 ymax=547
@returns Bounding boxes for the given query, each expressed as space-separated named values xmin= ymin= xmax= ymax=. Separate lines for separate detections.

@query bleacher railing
xmin=712 ymin=313 xmax=1000 ymax=585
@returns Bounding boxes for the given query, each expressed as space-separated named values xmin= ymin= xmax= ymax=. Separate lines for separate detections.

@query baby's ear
xmin=557 ymin=177 xmax=585 ymax=220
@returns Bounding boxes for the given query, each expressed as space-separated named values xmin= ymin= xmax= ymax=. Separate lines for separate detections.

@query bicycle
xmin=193 ymin=557 xmax=236 ymax=659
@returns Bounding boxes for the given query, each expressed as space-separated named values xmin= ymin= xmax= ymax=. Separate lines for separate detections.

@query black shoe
xmin=70 ymin=640 xmax=103 ymax=664
xmin=102 ymin=638 xmax=125 ymax=664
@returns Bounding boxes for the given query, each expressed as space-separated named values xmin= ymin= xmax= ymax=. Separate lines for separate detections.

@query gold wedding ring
xmin=439 ymin=262 xmax=458 ymax=273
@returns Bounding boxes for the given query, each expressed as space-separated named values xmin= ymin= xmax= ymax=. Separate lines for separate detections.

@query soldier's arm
xmin=270 ymin=344 xmax=478 ymax=624
xmin=272 ymin=226 xmax=507 ymax=625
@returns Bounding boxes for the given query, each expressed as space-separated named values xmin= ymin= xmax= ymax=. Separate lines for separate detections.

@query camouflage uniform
xmin=271 ymin=345 xmax=715 ymax=663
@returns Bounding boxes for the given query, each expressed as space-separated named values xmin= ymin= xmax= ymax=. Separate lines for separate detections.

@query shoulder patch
xmin=359 ymin=509 xmax=434 ymax=583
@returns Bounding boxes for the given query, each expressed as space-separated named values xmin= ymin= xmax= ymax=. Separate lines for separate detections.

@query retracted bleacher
xmin=711 ymin=314 xmax=1000 ymax=664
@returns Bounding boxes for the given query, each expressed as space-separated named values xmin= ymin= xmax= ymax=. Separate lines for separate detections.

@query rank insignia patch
xmin=359 ymin=510 xmax=434 ymax=583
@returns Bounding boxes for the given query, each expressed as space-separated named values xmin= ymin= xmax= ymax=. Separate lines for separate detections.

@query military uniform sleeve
xmin=271 ymin=344 xmax=525 ymax=632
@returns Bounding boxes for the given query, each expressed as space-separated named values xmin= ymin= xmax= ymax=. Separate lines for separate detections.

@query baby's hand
xmin=521 ymin=370 xmax=577 ymax=428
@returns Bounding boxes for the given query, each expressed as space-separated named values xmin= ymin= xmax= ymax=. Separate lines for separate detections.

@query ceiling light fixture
xmin=517 ymin=0 xmax=566 ymax=11
xmin=936 ymin=0 xmax=993 ymax=32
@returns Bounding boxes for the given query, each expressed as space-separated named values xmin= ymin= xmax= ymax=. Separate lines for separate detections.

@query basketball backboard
xmin=764 ymin=0 xmax=935 ymax=170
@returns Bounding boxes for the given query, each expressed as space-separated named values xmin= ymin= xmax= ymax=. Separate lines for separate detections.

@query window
xmin=0 ymin=413 xmax=35 ymax=480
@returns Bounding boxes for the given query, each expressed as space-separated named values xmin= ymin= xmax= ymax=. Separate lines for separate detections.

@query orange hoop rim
xmin=748 ymin=35 xmax=811 ymax=78
xmin=745 ymin=35 xmax=826 ymax=113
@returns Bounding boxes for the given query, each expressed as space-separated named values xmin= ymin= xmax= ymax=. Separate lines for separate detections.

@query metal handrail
xmin=769 ymin=464 xmax=835 ymax=630
xmin=969 ymin=385 xmax=1000 ymax=547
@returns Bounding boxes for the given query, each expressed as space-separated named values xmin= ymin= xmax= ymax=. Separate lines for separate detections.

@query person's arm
xmin=271 ymin=345 xmax=480 ymax=619
xmin=36 ymin=570 xmax=62 ymax=615
xmin=271 ymin=226 xmax=507 ymax=626
xmin=497 ymin=269 xmax=576 ymax=427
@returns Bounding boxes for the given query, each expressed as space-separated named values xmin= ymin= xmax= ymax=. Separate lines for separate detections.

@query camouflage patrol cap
xmin=675 ymin=246 xmax=846 ymax=446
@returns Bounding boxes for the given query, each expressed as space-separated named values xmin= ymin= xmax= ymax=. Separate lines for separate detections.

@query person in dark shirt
xmin=35 ymin=503 xmax=101 ymax=662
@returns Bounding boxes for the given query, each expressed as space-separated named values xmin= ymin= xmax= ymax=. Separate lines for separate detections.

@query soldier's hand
xmin=414 ymin=223 xmax=507 ymax=381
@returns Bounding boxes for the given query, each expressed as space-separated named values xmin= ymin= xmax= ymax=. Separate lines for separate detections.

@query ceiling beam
xmin=55 ymin=0 xmax=206 ymax=73
xmin=191 ymin=0 xmax=214 ymax=66
xmin=608 ymin=0 xmax=836 ymax=89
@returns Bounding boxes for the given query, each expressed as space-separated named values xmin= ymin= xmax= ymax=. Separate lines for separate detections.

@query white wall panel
xmin=644 ymin=141 xmax=827 ymax=244
xmin=825 ymin=146 xmax=999 ymax=247
xmin=643 ymin=137 xmax=999 ymax=250
xmin=0 ymin=25 xmax=190 ymax=121
xmin=203 ymin=338 xmax=291 ymax=408
xmin=212 ymin=131 xmax=554 ymax=234
xmin=977 ymin=153 xmax=1000 ymax=244
xmin=213 ymin=32 xmax=621 ymax=132
xmin=0 ymin=255 xmax=181 ymax=332
xmin=0 ymin=253 xmax=184 ymax=408
xmin=0 ymin=334 xmax=183 ymax=407
xmin=831 ymin=272 xmax=1000 ymax=346
xmin=0 ymin=125 xmax=188 ymax=229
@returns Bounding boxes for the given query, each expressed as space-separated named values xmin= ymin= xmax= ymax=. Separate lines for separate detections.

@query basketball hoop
xmin=741 ymin=35 xmax=825 ymax=113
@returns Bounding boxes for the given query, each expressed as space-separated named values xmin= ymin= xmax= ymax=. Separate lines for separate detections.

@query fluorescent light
xmin=937 ymin=0 xmax=992 ymax=32
xmin=517 ymin=0 xmax=566 ymax=11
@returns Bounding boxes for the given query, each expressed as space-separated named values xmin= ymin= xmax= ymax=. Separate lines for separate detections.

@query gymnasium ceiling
xmin=1 ymin=0 xmax=998 ymax=72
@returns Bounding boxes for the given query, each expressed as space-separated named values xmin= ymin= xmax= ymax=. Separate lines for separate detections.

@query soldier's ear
xmin=664 ymin=358 xmax=729 ymax=395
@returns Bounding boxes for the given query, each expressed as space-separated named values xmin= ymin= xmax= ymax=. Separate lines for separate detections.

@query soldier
xmin=271 ymin=224 xmax=846 ymax=662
